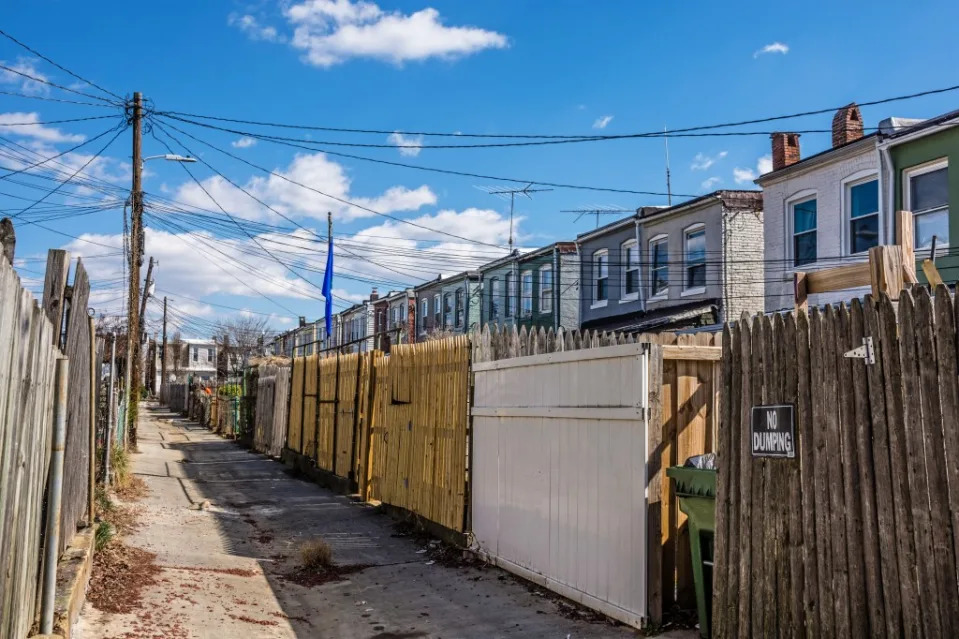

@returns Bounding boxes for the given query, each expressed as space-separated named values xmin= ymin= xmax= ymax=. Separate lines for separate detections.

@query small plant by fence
xmin=714 ymin=288 xmax=959 ymax=638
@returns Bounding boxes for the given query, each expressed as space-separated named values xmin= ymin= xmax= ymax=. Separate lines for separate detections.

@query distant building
xmin=414 ymin=271 xmax=481 ymax=339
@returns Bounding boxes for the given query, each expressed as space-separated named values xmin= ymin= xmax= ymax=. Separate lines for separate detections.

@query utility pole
xmin=104 ymin=333 xmax=116 ymax=486
xmin=138 ymin=256 xmax=155 ymax=347
xmin=126 ymin=91 xmax=143 ymax=448
xmin=160 ymin=296 xmax=167 ymax=402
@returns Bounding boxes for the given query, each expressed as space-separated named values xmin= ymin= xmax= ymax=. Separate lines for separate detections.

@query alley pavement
xmin=76 ymin=403 xmax=645 ymax=638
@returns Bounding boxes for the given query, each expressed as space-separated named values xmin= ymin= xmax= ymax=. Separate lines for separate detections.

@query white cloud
xmin=386 ymin=131 xmax=424 ymax=156
xmin=172 ymin=151 xmax=436 ymax=223
xmin=0 ymin=112 xmax=85 ymax=143
xmin=733 ymin=155 xmax=772 ymax=184
xmin=231 ymin=136 xmax=257 ymax=149
xmin=276 ymin=1 xmax=508 ymax=67
xmin=0 ymin=57 xmax=50 ymax=95
xmin=690 ymin=151 xmax=727 ymax=171
xmin=700 ymin=177 xmax=722 ymax=191
xmin=592 ymin=115 xmax=613 ymax=130
xmin=754 ymin=42 xmax=789 ymax=58
xmin=757 ymin=155 xmax=773 ymax=174
xmin=228 ymin=13 xmax=285 ymax=43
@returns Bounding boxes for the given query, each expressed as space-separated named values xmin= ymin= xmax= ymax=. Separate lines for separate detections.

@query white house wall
xmin=762 ymin=145 xmax=878 ymax=312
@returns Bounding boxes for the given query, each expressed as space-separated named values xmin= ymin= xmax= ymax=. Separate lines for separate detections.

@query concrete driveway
xmin=76 ymin=404 xmax=652 ymax=638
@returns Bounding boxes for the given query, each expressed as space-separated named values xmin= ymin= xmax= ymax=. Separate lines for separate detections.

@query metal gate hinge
xmin=844 ymin=336 xmax=875 ymax=365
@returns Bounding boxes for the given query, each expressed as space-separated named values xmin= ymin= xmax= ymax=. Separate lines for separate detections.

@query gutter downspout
xmin=40 ymin=358 xmax=69 ymax=635
xmin=553 ymin=245 xmax=560 ymax=332
xmin=573 ymin=240 xmax=582 ymax=334
xmin=877 ymin=134 xmax=893 ymax=245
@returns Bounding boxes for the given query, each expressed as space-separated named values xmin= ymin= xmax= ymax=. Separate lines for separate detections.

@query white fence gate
xmin=471 ymin=343 xmax=650 ymax=628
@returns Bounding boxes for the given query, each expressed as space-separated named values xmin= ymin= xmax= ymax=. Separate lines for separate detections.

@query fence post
xmin=646 ymin=342 xmax=664 ymax=623
xmin=105 ymin=333 xmax=116 ymax=486
xmin=88 ymin=316 xmax=96 ymax=524
xmin=40 ymin=357 xmax=69 ymax=635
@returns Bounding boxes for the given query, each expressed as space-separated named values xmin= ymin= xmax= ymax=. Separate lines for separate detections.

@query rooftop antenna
xmin=561 ymin=206 xmax=635 ymax=228
xmin=664 ymin=125 xmax=672 ymax=206
xmin=479 ymin=183 xmax=553 ymax=252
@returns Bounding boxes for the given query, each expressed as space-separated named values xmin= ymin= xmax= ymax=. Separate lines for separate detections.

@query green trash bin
xmin=667 ymin=461 xmax=717 ymax=639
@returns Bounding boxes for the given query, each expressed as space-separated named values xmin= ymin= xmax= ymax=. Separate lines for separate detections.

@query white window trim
xmin=648 ymin=234 xmax=669 ymax=299
xmin=841 ymin=171 xmax=881 ymax=256
xmin=786 ymin=191 xmax=818 ymax=268
xmin=683 ymin=223 xmax=706 ymax=292
xmin=488 ymin=278 xmax=501 ymax=320
xmin=904 ymin=157 xmax=950 ymax=250
xmin=593 ymin=249 xmax=609 ymax=302
xmin=421 ymin=298 xmax=429 ymax=319
xmin=538 ymin=265 xmax=553 ymax=314
xmin=520 ymin=269 xmax=534 ymax=317
xmin=621 ymin=238 xmax=640 ymax=301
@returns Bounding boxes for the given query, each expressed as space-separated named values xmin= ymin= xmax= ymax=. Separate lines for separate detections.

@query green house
xmin=880 ymin=109 xmax=959 ymax=279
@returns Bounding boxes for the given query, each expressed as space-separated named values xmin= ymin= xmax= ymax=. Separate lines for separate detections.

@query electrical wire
xmin=157 ymin=81 xmax=959 ymax=141
xmin=0 ymin=89 xmax=119 ymax=108
xmin=0 ymin=62 xmax=119 ymax=104
xmin=0 ymin=122 xmax=126 ymax=180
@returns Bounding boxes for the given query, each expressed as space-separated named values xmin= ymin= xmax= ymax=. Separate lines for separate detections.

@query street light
xmin=142 ymin=154 xmax=198 ymax=165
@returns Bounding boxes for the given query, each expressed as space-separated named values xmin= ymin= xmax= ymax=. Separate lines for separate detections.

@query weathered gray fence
xmin=0 ymin=246 xmax=97 ymax=638
xmin=253 ymin=364 xmax=289 ymax=457
xmin=714 ymin=288 xmax=959 ymax=638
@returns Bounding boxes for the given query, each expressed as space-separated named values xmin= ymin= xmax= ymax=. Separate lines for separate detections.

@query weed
xmin=299 ymin=538 xmax=333 ymax=570
xmin=111 ymin=446 xmax=130 ymax=488
xmin=95 ymin=521 xmax=114 ymax=551
xmin=95 ymin=485 xmax=114 ymax=517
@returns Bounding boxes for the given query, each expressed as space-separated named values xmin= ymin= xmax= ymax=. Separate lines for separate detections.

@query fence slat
xmin=749 ymin=315 xmax=766 ymax=637
xmin=933 ymin=286 xmax=959 ymax=609
xmin=913 ymin=288 xmax=959 ymax=633
xmin=851 ymin=299 xmax=889 ymax=638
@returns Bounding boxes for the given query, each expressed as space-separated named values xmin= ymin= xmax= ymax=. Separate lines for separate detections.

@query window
xmin=505 ymin=272 xmax=515 ymax=317
xmin=650 ymin=236 xmax=668 ymax=297
xmin=593 ymin=250 xmax=609 ymax=302
xmin=622 ymin=239 xmax=639 ymax=297
xmin=521 ymin=270 xmax=533 ymax=316
xmin=207 ymin=348 xmax=214 ymax=363
xmin=906 ymin=161 xmax=949 ymax=249
xmin=443 ymin=293 xmax=453 ymax=327
xmin=433 ymin=293 xmax=441 ymax=327
xmin=455 ymin=288 xmax=464 ymax=327
xmin=192 ymin=347 xmax=198 ymax=363
xmin=684 ymin=225 xmax=706 ymax=291
xmin=847 ymin=178 xmax=879 ymax=253
xmin=539 ymin=265 xmax=553 ymax=313
xmin=488 ymin=278 xmax=500 ymax=321
xmin=792 ymin=197 xmax=817 ymax=266
xmin=421 ymin=298 xmax=428 ymax=320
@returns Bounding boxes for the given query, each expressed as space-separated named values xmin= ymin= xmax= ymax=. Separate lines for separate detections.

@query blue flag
xmin=322 ymin=234 xmax=333 ymax=337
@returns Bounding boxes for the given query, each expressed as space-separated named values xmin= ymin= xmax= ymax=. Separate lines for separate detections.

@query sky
xmin=3 ymin=0 xmax=959 ymax=339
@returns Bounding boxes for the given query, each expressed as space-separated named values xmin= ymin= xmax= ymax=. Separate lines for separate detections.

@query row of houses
xmin=272 ymin=103 xmax=959 ymax=356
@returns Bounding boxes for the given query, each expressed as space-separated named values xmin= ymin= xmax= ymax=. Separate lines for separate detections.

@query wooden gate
xmin=714 ymin=289 xmax=959 ymax=638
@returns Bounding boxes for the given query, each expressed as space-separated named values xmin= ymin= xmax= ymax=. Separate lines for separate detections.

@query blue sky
xmin=4 ymin=0 xmax=959 ymax=337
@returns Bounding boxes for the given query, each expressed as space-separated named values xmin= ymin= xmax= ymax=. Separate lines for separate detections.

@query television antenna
xmin=477 ymin=183 xmax=553 ymax=252
xmin=562 ymin=207 xmax=635 ymax=228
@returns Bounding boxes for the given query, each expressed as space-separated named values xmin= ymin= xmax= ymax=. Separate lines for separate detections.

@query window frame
xmin=488 ymin=277 xmax=500 ymax=321
xmin=443 ymin=292 xmax=453 ymax=327
xmin=592 ymin=249 xmax=609 ymax=307
xmin=504 ymin=272 xmax=515 ymax=318
xmin=421 ymin=298 xmax=428 ymax=321
xmin=841 ymin=171 xmax=881 ymax=256
xmin=539 ymin=265 xmax=553 ymax=314
xmin=433 ymin=293 xmax=441 ymax=327
xmin=648 ymin=234 xmax=669 ymax=300
xmin=682 ymin=224 xmax=707 ymax=296
xmin=520 ymin=269 xmax=534 ymax=317
xmin=621 ymin=239 xmax=640 ymax=301
xmin=904 ymin=158 xmax=950 ymax=251
xmin=788 ymin=193 xmax=818 ymax=267
xmin=454 ymin=288 xmax=464 ymax=327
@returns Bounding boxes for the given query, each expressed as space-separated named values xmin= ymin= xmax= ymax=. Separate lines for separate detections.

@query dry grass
xmin=114 ymin=474 xmax=148 ymax=500
xmin=299 ymin=538 xmax=333 ymax=570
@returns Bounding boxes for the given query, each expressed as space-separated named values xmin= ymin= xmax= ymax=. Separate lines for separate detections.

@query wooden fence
xmin=368 ymin=337 xmax=471 ymax=532
xmin=286 ymin=352 xmax=375 ymax=493
xmin=0 ymin=247 xmax=98 ymax=637
xmin=473 ymin=325 xmax=721 ymax=621
xmin=253 ymin=364 xmax=290 ymax=457
xmin=713 ymin=288 xmax=959 ymax=638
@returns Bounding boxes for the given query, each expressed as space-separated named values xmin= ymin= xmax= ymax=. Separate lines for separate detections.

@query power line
xmin=0 ymin=28 xmax=125 ymax=102
xmin=8 ymin=125 xmax=126 ymax=220
xmin=156 ymin=114 xmax=694 ymax=197
xmin=151 ymin=118 xmax=513 ymax=247
xmin=156 ymin=81 xmax=959 ymax=141
xmin=0 ymin=122 xmax=126 ymax=180
xmin=0 ymin=62 xmax=119 ymax=105
xmin=0 ymin=114 xmax=120 ymax=127
xmin=0 ymin=89 xmax=119 ymax=108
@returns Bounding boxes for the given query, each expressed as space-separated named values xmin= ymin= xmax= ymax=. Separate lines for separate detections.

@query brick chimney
xmin=771 ymin=132 xmax=801 ymax=171
xmin=369 ymin=287 xmax=378 ymax=301
xmin=832 ymin=103 xmax=863 ymax=148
